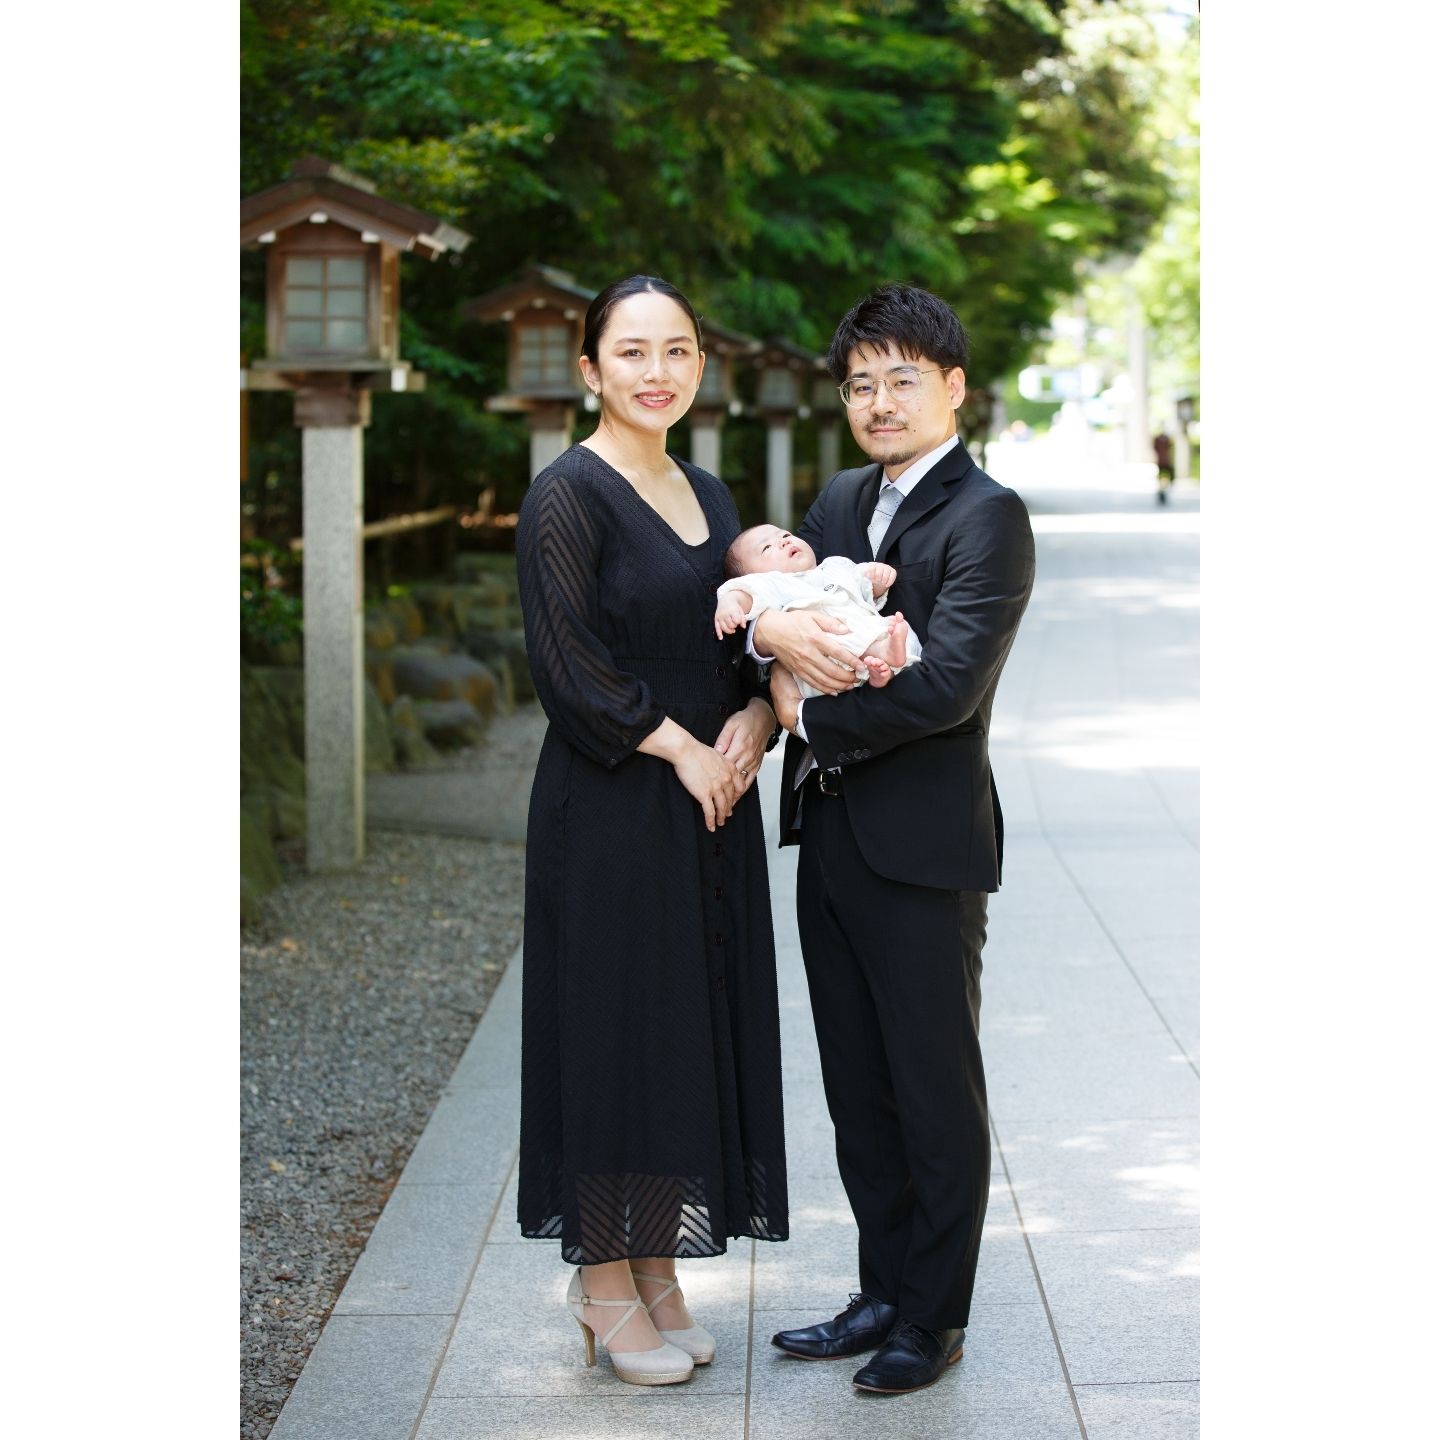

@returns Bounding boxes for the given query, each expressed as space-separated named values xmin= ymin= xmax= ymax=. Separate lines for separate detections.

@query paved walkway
xmin=270 ymin=454 xmax=1200 ymax=1440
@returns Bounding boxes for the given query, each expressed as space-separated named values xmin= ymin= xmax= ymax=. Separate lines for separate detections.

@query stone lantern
xmin=754 ymin=338 xmax=819 ymax=531
xmin=689 ymin=320 xmax=760 ymax=478
xmin=241 ymin=157 xmax=471 ymax=872
xmin=465 ymin=266 xmax=596 ymax=479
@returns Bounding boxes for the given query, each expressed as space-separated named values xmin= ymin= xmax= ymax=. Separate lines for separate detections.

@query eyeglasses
xmin=838 ymin=366 xmax=946 ymax=409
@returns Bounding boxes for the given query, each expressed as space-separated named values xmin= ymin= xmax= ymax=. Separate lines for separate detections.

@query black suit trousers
xmin=796 ymin=776 xmax=990 ymax=1330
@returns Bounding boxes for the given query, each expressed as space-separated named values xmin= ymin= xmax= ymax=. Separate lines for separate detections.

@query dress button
xmin=713 ymin=886 xmax=723 ymax=900
xmin=713 ymin=843 xmax=723 ymax=857
xmin=714 ymin=931 xmax=723 ymax=945
xmin=715 ymin=975 xmax=726 ymax=991
xmin=717 ymin=703 xmax=728 ymax=714
xmin=715 ymin=666 xmax=727 ymax=678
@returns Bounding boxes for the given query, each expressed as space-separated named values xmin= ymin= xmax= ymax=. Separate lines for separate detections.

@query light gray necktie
xmin=868 ymin=481 xmax=904 ymax=555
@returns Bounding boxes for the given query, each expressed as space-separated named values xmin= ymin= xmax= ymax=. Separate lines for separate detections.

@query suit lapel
xmin=819 ymin=464 xmax=882 ymax=562
xmin=877 ymin=442 xmax=976 ymax=563
xmin=855 ymin=465 xmax=882 ymax=559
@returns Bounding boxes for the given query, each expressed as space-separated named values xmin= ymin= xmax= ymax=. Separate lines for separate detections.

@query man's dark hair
xmin=825 ymin=282 xmax=969 ymax=382
xmin=722 ymin=526 xmax=764 ymax=580
xmin=581 ymin=274 xmax=703 ymax=363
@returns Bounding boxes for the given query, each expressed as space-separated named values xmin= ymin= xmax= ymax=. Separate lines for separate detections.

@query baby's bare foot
xmin=871 ymin=614 xmax=904 ymax=670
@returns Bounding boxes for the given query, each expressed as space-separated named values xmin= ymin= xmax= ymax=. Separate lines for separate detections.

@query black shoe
xmin=771 ymin=1292 xmax=900 ymax=1360
xmin=851 ymin=1320 xmax=965 ymax=1393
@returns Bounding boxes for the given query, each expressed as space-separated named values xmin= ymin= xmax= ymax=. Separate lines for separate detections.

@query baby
xmin=716 ymin=524 xmax=922 ymax=699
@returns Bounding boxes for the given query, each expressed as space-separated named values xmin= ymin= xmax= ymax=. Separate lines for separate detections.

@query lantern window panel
xmin=696 ymin=359 xmax=726 ymax=404
xmin=517 ymin=323 xmax=574 ymax=387
xmin=758 ymin=368 xmax=798 ymax=409
xmin=282 ymin=254 xmax=371 ymax=356
xmin=327 ymin=319 xmax=367 ymax=348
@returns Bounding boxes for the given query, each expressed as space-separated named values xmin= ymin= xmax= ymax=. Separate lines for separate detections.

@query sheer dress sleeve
xmin=516 ymin=465 xmax=666 ymax=768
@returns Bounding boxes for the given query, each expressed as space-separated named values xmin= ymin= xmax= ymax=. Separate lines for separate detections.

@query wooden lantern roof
xmin=698 ymin=318 xmax=761 ymax=358
xmin=756 ymin=336 xmax=820 ymax=370
xmin=241 ymin=157 xmax=471 ymax=258
xmin=465 ymin=265 xmax=597 ymax=323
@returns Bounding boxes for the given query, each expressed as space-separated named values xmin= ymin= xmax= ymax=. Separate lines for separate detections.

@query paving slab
xmin=994 ymin=1116 xmax=1200 ymax=1234
xmin=1026 ymin=1228 xmax=1201 ymax=1385
xmin=332 ymin=1181 xmax=504 ymax=1315
xmin=414 ymin=1394 xmax=748 ymax=1440
xmin=266 ymin=1314 xmax=454 ymax=1440
xmin=1074 ymin=1381 xmax=1200 ymax=1439
xmin=988 ymin=1027 xmax=1199 ymax=1123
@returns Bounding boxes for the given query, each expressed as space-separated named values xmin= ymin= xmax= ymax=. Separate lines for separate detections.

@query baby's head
xmin=724 ymin=525 xmax=818 ymax=579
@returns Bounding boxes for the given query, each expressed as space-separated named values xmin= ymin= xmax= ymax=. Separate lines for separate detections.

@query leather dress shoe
xmin=771 ymin=1292 xmax=899 ymax=1360
xmin=851 ymin=1320 xmax=965 ymax=1393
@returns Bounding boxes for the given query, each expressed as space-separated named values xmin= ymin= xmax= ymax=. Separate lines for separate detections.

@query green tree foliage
xmin=1030 ymin=5 xmax=1196 ymax=428
xmin=1131 ymin=7 xmax=1198 ymax=396
xmin=241 ymin=0 xmax=1172 ymax=540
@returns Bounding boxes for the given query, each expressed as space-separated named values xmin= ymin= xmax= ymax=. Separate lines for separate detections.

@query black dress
xmin=515 ymin=444 xmax=789 ymax=1265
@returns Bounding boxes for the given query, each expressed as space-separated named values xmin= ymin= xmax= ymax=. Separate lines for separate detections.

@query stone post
xmin=297 ymin=383 xmax=369 ymax=872
xmin=1126 ymin=292 xmax=1152 ymax=465
xmin=690 ymin=408 xmax=724 ymax=478
xmin=529 ymin=401 xmax=575 ymax=479
xmin=817 ymin=416 xmax=841 ymax=485
xmin=766 ymin=415 xmax=793 ymax=531
xmin=1175 ymin=398 xmax=1193 ymax=480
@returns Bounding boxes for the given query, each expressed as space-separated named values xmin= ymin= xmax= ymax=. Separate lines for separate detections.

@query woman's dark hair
xmin=581 ymin=275 xmax=703 ymax=363
xmin=825 ymin=282 xmax=969 ymax=382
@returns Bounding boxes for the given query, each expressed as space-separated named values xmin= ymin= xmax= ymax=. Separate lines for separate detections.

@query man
xmin=755 ymin=283 xmax=1035 ymax=1395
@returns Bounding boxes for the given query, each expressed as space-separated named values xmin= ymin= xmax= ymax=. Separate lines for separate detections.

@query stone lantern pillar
xmin=241 ymin=158 xmax=471 ymax=872
xmin=465 ymin=266 xmax=596 ymax=480
xmin=689 ymin=321 xmax=759 ymax=478
xmin=812 ymin=364 xmax=845 ymax=483
xmin=1175 ymin=393 xmax=1197 ymax=479
xmin=754 ymin=339 xmax=818 ymax=532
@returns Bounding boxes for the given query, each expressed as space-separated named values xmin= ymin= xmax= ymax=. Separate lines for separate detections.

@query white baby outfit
xmin=718 ymin=555 xmax=923 ymax=701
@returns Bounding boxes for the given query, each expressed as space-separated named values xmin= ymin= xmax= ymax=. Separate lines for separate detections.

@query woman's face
xmin=580 ymin=291 xmax=705 ymax=435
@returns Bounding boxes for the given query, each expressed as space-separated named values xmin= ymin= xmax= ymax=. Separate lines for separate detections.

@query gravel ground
xmin=241 ymin=782 xmax=530 ymax=1437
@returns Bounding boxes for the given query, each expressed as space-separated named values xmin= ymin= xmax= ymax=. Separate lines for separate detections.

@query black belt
xmin=816 ymin=769 xmax=844 ymax=796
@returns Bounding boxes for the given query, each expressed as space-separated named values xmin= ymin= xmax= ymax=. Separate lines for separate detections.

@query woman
xmin=515 ymin=275 xmax=789 ymax=1386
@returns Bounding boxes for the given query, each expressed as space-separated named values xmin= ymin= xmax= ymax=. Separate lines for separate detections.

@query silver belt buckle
xmin=818 ymin=770 xmax=842 ymax=796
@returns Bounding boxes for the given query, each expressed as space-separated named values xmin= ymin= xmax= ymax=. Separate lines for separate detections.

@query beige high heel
xmin=565 ymin=1269 xmax=694 ymax=1386
xmin=631 ymin=1268 xmax=717 ymax=1365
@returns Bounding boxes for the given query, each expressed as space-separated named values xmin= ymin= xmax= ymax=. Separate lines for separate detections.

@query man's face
xmin=735 ymin=525 xmax=817 ymax=575
xmin=842 ymin=342 xmax=966 ymax=475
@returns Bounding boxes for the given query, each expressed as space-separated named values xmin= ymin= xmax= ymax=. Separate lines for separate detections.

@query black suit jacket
xmin=778 ymin=439 xmax=1035 ymax=892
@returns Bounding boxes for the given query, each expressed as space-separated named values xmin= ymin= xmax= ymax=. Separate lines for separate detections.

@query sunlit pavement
xmin=269 ymin=445 xmax=1199 ymax=1440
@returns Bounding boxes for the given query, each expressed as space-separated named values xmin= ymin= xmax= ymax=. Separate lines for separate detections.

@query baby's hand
xmin=859 ymin=561 xmax=898 ymax=597
xmin=714 ymin=591 xmax=752 ymax=639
